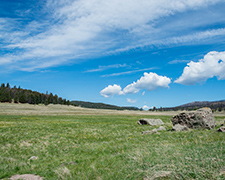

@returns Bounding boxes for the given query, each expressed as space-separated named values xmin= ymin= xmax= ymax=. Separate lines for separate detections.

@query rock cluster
xmin=171 ymin=107 xmax=216 ymax=131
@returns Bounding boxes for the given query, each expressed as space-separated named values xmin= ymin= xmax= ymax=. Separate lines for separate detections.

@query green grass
xmin=0 ymin=114 xmax=224 ymax=179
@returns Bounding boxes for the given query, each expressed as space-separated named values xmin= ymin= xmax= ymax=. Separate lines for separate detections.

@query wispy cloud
xmin=0 ymin=0 xmax=224 ymax=71
xmin=168 ymin=60 xmax=190 ymax=64
xmin=111 ymin=28 xmax=225 ymax=54
xmin=85 ymin=63 xmax=128 ymax=73
xmin=101 ymin=67 xmax=157 ymax=77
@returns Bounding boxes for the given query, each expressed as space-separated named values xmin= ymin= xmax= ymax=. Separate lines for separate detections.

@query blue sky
xmin=0 ymin=0 xmax=225 ymax=109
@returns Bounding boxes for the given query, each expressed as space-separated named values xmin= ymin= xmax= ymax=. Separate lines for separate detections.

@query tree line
xmin=0 ymin=83 xmax=71 ymax=105
xmin=71 ymin=100 xmax=140 ymax=111
xmin=149 ymin=103 xmax=225 ymax=112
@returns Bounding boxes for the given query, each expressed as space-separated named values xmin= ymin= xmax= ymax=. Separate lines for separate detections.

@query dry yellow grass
xmin=0 ymin=102 xmax=224 ymax=116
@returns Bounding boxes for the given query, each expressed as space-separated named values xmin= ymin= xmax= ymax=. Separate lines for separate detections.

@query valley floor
xmin=0 ymin=103 xmax=224 ymax=179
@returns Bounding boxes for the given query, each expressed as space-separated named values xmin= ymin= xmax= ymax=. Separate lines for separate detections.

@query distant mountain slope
xmin=163 ymin=100 xmax=225 ymax=111
xmin=71 ymin=100 xmax=140 ymax=111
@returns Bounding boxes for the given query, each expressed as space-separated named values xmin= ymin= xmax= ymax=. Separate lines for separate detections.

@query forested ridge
xmin=71 ymin=100 xmax=140 ymax=111
xmin=0 ymin=83 xmax=71 ymax=105
xmin=151 ymin=100 xmax=225 ymax=112
xmin=0 ymin=82 xmax=139 ymax=110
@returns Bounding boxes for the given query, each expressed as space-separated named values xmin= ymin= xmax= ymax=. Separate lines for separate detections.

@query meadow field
xmin=0 ymin=103 xmax=225 ymax=179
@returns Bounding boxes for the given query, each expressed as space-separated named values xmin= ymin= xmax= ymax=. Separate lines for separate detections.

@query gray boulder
xmin=171 ymin=107 xmax=216 ymax=129
xmin=157 ymin=126 xmax=166 ymax=131
xmin=138 ymin=118 xmax=164 ymax=126
xmin=172 ymin=124 xmax=189 ymax=131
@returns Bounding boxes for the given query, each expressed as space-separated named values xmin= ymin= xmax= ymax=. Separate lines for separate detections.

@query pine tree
xmin=6 ymin=83 xmax=10 ymax=88
xmin=53 ymin=94 xmax=58 ymax=104
xmin=14 ymin=92 xmax=19 ymax=103
xmin=47 ymin=93 xmax=54 ymax=104
xmin=19 ymin=92 xmax=27 ymax=103
xmin=66 ymin=100 xmax=70 ymax=106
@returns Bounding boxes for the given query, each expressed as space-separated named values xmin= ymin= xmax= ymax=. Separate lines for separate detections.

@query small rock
xmin=142 ymin=129 xmax=158 ymax=135
xmin=29 ymin=156 xmax=38 ymax=160
xmin=138 ymin=118 xmax=164 ymax=126
xmin=9 ymin=174 xmax=44 ymax=180
xmin=172 ymin=124 xmax=189 ymax=131
xmin=157 ymin=126 xmax=166 ymax=131
xmin=217 ymin=126 xmax=225 ymax=132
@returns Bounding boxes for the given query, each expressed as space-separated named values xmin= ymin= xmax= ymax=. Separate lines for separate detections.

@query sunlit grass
xmin=0 ymin=114 xmax=224 ymax=179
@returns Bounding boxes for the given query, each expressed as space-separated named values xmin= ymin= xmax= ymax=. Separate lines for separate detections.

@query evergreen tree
xmin=19 ymin=92 xmax=27 ymax=103
xmin=0 ymin=89 xmax=11 ymax=102
xmin=6 ymin=83 xmax=10 ymax=88
xmin=58 ymin=97 xmax=63 ymax=104
xmin=47 ymin=93 xmax=54 ymax=104
xmin=53 ymin=94 xmax=58 ymax=104
xmin=63 ymin=99 xmax=67 ymax=105
xmin=66 ymin=100 xmax=70 ymax=106
xmin=14 ymin=92 xmax=19 ymax=103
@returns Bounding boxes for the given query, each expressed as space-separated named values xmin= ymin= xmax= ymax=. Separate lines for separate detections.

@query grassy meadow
xmin=0 ymin=104 xmax=225 ymax=179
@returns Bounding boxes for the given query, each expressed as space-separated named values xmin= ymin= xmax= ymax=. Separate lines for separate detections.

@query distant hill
xmin=71 ymin=100 xmax=140 ymax=111
xmin=161 ymin=100 xmax=225 ymax=112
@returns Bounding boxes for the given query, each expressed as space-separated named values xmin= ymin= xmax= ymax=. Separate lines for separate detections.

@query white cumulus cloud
xmin=127 ymin=98 xmax=137 ymax=103
xmin=123 ymin=72 xmax=171 ymax=94
xmin=175 ymin=51 xmax=225 ymax=85
xmin=100 ymin=72 xmax=171 ymax=98
xmin=142 ymin=105 xmax=150 ymax=110
xmin=100 ymin=84 xmax=124 ymax=98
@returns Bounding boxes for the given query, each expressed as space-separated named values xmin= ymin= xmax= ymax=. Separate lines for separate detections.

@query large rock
xmin=138 ymin=118 xmax=164 ymax=126
xmin=171 ymin=107 xmax=216 ymax=129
